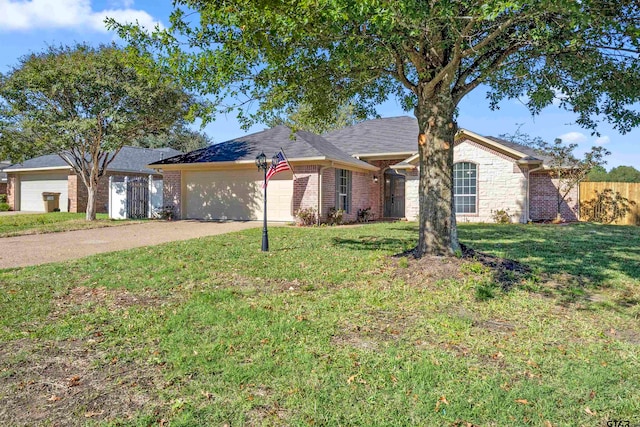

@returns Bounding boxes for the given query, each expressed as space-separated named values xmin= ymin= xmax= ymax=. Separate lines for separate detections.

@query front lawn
xmin=0 ymin=212 xmax=128 ymax=237
xmin=0 ymin=222 xmax=638 ymax=426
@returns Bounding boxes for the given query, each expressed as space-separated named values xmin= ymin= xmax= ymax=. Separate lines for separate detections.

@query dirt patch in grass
xmin=332 ymin=311 xmax=418 ymax=351
xmin=392 ymin=245 xmax=532 ymax=291
xmin=50 ymin=286 xmax=166 ymax=319
xmin=0 ymin=338 xmax=164 ymax=426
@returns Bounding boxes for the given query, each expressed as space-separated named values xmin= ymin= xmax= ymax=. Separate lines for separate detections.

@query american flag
xmin=264 ymin=151 xmax=292 ymax=187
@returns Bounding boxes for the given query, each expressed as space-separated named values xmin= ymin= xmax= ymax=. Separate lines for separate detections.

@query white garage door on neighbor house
xmin=18 ymin=172 xmax=69 ymax=212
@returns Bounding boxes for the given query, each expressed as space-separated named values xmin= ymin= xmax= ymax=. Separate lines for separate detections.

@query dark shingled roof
xmin=323 ymin=116 xmax=418 ymax=155
xmin=483 ymin=136 xmax=553 ymax=163
xmin=6 ymin=146 xmax=182 ymax=175
xmin=325 ymin=116 xmax=550 ymax=164
xmin=153 ymin=125 xmax=375 ymax=170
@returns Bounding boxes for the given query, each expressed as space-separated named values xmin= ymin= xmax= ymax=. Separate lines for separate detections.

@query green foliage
xmin=586 ymin=165 xmax=609 ymax=182
xmin=266 ymin=102 xmax=363 ymax=134
xmin=0 ymin=212 xmax=113 ymax=237
xmin=0 ymin=202 xmax=9 ymax=211
xmin=0 ymin=44 xmax=196 ymax=220
xmin=586 ymin=165 xmax=640 ymax=182
xmin=490 ymin=209 xmax=512 ymax=224
xmin=0 ymin=194 xmax=7 ymax=203
xmin=327 ymin=207 xmax=345 ymax=225
xmin=135 ymin=122 xmax=211 ymax=153
xmin=294 ymin=207 xmax=317 ymax=226
xmin=581 ymin=188 xmax=636 ymax=223
xmin=608 ymin=165 xmax=640 ymax=183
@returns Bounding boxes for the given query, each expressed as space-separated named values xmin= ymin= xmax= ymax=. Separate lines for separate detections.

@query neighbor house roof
xmin=152 ymin=125 xmax=378 ymax=171
xmin=6 ymin=147 xmax=182 ymax=174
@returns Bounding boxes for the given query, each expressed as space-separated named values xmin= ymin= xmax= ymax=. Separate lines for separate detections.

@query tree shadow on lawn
xmin=339 ymin=222 xmax=640 ymax=306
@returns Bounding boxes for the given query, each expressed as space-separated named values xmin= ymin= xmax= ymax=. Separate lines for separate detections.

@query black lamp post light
xmin=255 ymin=152 xmax=279 ymax=252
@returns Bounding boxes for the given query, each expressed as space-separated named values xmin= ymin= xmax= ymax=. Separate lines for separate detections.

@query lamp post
xmin=255 ymin=152 xmax=269 ymax=251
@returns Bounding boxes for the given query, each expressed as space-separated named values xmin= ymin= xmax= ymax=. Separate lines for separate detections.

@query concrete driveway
xmin=0 ymin=220 xmax=265 ymax=269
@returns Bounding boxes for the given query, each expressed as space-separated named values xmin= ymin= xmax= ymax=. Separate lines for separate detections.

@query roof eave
xmin=5 ymin=166 xmax=72 ymax=173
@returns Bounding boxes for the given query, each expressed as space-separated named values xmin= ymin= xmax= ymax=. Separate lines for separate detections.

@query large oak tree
xmin=113 ymin=1 xmax=640 ymax=255
xmin=0 ymin=44 xmax=195 ymax=220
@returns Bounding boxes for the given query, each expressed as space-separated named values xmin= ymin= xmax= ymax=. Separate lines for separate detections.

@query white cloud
xmin=558 ymin=131 xmax=588 ymax=144
xmin=0 ymin=0 xmax=161 ymax=33
xmin=594 ymin=135 xmax=611 ymax=145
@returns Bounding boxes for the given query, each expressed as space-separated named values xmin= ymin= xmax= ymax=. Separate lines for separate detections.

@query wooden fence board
xmin=579 ymin=182 xmax=640 ymax=225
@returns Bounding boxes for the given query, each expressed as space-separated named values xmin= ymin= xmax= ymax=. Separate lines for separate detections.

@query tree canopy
xmin=587 ymin=165 xmax=640 ymax=182
xmin=0 ymin=44 xmax=195 ymax=220
xmin=135 ymin=121 xmax=212 ymax=153
xmin=112 ymin=1 xmax=640 ymax=255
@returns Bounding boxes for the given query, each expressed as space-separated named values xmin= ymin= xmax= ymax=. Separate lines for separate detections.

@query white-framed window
xmin=453 ymin=162 xmax=477 ymax=214
xmin=335 ymin=169 xmax=352 ymax=213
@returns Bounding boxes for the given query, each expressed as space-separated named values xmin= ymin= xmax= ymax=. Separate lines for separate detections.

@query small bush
xmin=357 ymin=207 xmax=374 ymax=222
xmin=0 ymin=194 xmax=7 ymax=203
xmin=327 ymin=207 xmax=344 ymax=225
xmin=294 ymin=207 xmax=317 ymax=226
xmin=158 ymin=205 xmax=176 ymax=220
xmin=491 ymin=209 xmax=512 ymax=224
xmin=0 ymin=202 xmax=10 ymax=212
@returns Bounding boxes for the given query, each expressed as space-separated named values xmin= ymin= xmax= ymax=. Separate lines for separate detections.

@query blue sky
xmin=1 ymin=0 xmax=638 ymax=169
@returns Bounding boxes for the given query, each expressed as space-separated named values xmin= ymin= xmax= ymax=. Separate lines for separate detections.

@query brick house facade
xmin=155 ymin=119 xmax=580 ymax=224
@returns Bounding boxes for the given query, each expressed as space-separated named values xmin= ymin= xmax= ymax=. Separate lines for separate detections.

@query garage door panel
xmin=19 ymin=173 xmax=69 ymax=212
xmin=185 ymin=170 xmax=293 ymax=221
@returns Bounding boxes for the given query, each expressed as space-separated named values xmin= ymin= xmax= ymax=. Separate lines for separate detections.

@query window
xmin=453 ymin=162 xmax=477 ymax=214
xmin=335 ymin=169 xmax=352 ymax=213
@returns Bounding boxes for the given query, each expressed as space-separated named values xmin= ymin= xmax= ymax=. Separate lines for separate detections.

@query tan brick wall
xmin=7 ymin=175 xmax=17 ymax=210
xmin=163 ymin=170 xmax=182 ymax=219
xmin=529 ymin=172 xmax=579 ymax=221
xmin=454 ymin=140 xmax=528 ymax=223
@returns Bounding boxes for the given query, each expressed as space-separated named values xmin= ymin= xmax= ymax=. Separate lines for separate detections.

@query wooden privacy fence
xmin=579 ymin=181 xmax=640 ymax=225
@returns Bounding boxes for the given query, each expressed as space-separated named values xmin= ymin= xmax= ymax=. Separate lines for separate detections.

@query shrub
xmin=0 ymin=202 xmax=10 ymax=211
xmin=581 ymin=188 xmax=636 ymax=224
xmin=0 ymin=194 xmax=7 ymax=203
xmin=158 ymin=205 xmax=176 ymax=220
xmin=327 ymin=207 xmax=344 ymax=225
xmin=294 ymin=207 xmax=317 ymax=226
xmin=490 ymin=209 xmax=512 ymax=224
xmin=357 ymin=207 xmax=374 ymax=222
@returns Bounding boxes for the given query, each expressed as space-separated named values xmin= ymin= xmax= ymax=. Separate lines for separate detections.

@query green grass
xmin=0 ymin=222 xmax=638 ymax=426
xmin=0 ymin=212 xmax=124 ymax=237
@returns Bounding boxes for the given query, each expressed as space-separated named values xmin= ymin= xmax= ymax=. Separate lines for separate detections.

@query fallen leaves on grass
xmin=434 ymin=395 xmax=449 ymax=412
xmin=584 ymin=407 xmax=597 ymax=416
xmin=515 ymin=399 xmax=529 ymax=405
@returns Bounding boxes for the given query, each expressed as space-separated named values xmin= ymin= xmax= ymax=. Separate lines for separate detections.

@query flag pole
xmin=280 ymin=147 xmax=297 ymax=180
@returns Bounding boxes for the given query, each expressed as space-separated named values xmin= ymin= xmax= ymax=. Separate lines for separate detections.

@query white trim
xmin=6 ymin=166 xmax=71 ymax=173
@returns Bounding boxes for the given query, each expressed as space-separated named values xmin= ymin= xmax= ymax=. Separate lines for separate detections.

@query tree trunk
xmin=414 ymin=89 xmax=460 ymax=257
xmin=86 ymin=183 xmax=98 ymax=221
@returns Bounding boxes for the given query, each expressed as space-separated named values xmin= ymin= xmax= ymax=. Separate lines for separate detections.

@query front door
xmin=384 ymin=170 xmax=405 ymax=218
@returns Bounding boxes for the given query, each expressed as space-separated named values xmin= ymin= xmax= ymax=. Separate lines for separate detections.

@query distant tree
xmin=136 ymin=121 xmax=211 ymax=153
xmin=266 ymin=103 xmax=363 ymax=134
xmin=0 ymin=44 xmax=195 ymax=220
xmin=585 ymin=165 xmax=609 ymax=182
xmin=608 ymin=165 xmax=640 ymax=183
xmin=502 ymin=131 xmax=610 ymax=221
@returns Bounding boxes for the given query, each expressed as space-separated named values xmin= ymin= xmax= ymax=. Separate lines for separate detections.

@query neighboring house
xmin=6 ymin=146 xmax=181 ymax=213
xmin=152 ymin=117 xmax=577 ymax=223
xmin=0 ymin=160 xmax=10 ymax=195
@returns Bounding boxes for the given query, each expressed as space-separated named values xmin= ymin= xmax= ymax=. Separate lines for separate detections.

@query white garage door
xmin=184 ymin=169 xmax=294 ymax=221
xmin=19 ymin=172 xmax=69 ymax=212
